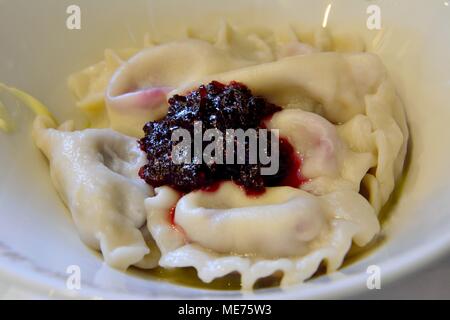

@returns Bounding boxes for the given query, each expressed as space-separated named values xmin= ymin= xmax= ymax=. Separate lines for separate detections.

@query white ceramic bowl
xmin=1 ymin=0 xmax=450 ymax=299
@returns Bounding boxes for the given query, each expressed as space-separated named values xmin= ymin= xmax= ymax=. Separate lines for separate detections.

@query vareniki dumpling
xmin=145 ymin=182 xmax=379 ymax=290
xmin=33 ymin=116 xmax=158 ymax=270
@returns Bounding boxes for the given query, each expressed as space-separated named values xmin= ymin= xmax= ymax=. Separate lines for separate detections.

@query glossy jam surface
xmin=139 ymin=81 xmax=304 ymax=194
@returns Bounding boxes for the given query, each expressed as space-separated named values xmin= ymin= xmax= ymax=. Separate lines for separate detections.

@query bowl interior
xmin=1 ymin=0 xmax=450 ymax=299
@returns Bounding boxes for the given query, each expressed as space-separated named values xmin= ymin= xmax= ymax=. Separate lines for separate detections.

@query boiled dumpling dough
xmin=106 ymin=39 xmax=260 ymax=137
xmin=145 ymin=182 xmax=379 ymax=290
xmin=173 ymin=52 xmax=386 ymax=124
xmin=33 ymin=116 xmax=157 ymax=269
xmin=176 ymin=183 xmax=326 ymax=257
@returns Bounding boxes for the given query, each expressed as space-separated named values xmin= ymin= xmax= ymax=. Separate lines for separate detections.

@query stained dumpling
xmin=145 ymin=182 xmax=379 ymax=290
xmin=176 ymin=183 xmax=326 ymax=257
xmin=105 ymin=39 xmax=262 ymax=137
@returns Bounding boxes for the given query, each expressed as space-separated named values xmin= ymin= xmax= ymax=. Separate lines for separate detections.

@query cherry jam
xmin=139 ymin=81 xmax=306 ymax=194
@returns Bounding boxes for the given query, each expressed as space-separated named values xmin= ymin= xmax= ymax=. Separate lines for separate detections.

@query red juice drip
xmin=201 ymin=181 xmax=222 ymax=193
xmin=243 ymin=187 xmax=266 ymax=197
xmin=169 ymin=206 xmax=176 ymax=227
xmin=168 ymin=206 xmax=188 ymax=239
xmin=277 ymin=137 xmax=309 ymax=188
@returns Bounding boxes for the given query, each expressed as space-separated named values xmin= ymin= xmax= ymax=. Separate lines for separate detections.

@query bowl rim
xmin=1 ymin=224 xmax=449 ymax=299
xmin=1 ymin=0 xmax=449 ymax=299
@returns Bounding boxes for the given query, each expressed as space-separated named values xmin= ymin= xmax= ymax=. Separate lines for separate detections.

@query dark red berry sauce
xmin=139 ymin=81 xmax=306 ymax=195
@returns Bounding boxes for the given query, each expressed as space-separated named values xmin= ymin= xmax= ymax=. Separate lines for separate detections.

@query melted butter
xmin=129 ymin=267 xmax=242 ymax=290
xmin=129 ymin=266 xmax=284 ymax=290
